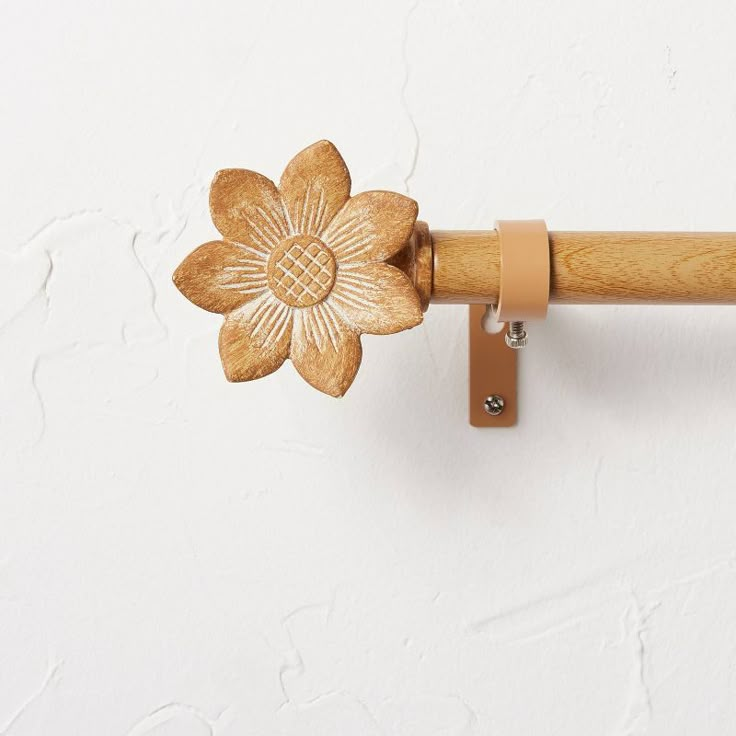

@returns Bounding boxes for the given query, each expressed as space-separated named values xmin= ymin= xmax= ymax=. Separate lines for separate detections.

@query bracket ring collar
xmin=494 ymin=219 xmax=550 ymax=322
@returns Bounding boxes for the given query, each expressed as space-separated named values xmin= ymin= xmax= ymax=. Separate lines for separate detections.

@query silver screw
xmin=484 ymin=395 xmax=505 ymax=416
xmin=505 ymin=321 xmax=528 ymax=349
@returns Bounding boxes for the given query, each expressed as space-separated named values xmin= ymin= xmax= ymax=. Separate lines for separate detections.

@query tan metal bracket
xmin=469 ymin=305 xmax=518 ymax=427
xmin=468 ymin=220 xmax=549 ymax=427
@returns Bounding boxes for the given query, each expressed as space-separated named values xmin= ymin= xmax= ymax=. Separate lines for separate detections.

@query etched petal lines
xmin=279 ymin=140 xmax=351 ymax=237
xmin=173 ymin=240 xmax=268 ymax=314
xmin=219 ymin=296 xmax=293 ymax=382
xmin=323 ymin=191 xmax=418 ymax=264
xmin=290 ymin=305 xmax=362 ymax=397
xmin=210 ymin=169 xmax=290 ymax=249
xmin=329 ymin=263 xmax=422 ymax=335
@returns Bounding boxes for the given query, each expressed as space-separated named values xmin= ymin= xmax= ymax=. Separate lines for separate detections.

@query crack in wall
xmin=276 ymin=598 xmax=336 ymax=707
xmin=124 ymin=702 xmax=226 ymax=736
xmin=129 ymin=230 xmax=169 ymax=343
xmin=6 ymin=208 xmax=177 ymax=449
xmin=616 ymin=590 xmax=660 ymax=735
xmin=400 ymin=0 xmax=422 ymax=193
xmin=0 ymin=660 xmax=61 ymax=735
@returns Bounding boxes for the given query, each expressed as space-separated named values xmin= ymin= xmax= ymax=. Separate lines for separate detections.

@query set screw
xmin=505 ymin=321 xmax=528 ymax=349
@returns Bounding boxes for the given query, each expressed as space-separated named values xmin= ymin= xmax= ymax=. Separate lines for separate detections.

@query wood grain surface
xmin=431 ymin=230 xmax=736 ymax=304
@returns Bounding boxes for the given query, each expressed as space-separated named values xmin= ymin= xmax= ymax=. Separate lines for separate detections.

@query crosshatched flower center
xmin=266 ymin=234 xmax=337 ymax=308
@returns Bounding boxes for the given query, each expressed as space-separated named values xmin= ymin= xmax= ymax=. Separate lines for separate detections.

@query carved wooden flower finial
xmin=173 ymin=141 xmax=423 ymax=396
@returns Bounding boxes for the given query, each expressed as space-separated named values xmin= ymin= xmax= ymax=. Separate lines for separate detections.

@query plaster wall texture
xmin=2 ymin=1 xmax=736 ymax=734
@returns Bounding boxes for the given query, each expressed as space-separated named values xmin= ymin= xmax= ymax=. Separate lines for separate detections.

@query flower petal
xmin=173 ymin=240 xmax=268 ymax=314
xmin=209 ymin=169 xmax=290 ymax=251
xmin=279 ymin=140 xmax=351 ymax=237
xmin=329 ymin=263 xmax=423 ymax=335
xmin=219 ymin=296 xmax=293 ymax=382
xmin=321 ymin=191 xmax=418 ymax=264
xmin=290 ymin=303 xmax=362 ymax=397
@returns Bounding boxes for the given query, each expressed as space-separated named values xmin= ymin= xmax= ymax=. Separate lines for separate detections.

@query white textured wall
xmin=3 ymin=1 xmax=736 ymax=734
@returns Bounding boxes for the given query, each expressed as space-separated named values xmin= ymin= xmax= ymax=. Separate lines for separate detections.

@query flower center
xmin=267 ymin=234 xmax=337 ymax=308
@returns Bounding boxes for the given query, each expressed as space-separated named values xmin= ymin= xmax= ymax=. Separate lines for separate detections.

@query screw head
xmin=505 ymin=330 xmax=528 ymax=349
xmin=484 ymin=395 xmax=505 ymax=416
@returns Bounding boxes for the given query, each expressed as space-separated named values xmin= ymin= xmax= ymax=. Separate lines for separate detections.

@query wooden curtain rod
xmin=173 ymin=140 xmax=736 ymax=399
xmin=416 ymin=229 xmax=736 ymax=305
